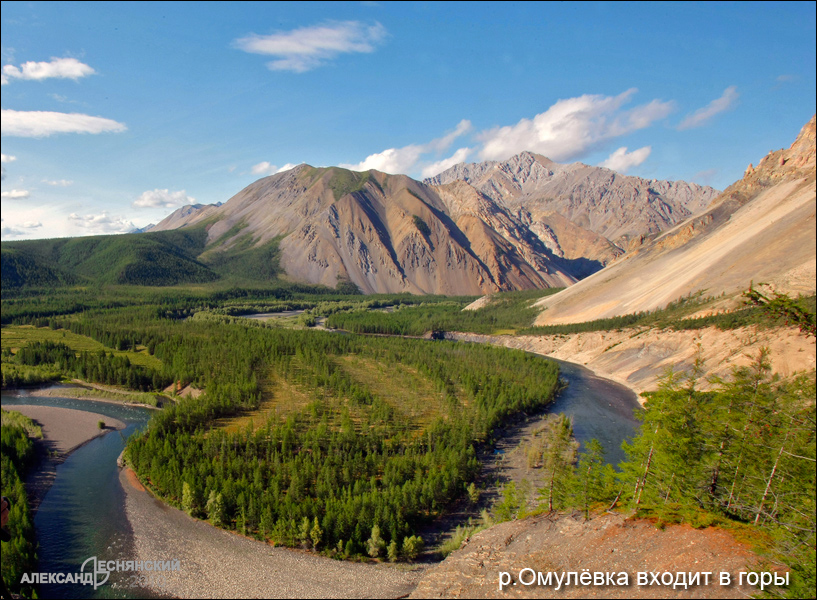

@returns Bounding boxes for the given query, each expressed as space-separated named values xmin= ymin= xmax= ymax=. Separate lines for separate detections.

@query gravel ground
xmin=121 ymin=468 xmax=425 ymax=598
xmin=8 ymin=404 xmax=126 ymax=455
xmin=9 ymin=404 xmax=126 ymax=514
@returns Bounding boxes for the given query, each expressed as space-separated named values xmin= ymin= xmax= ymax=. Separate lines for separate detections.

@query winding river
xmin=1 ymin=341 xmax=641 ymax=598
xmin=1 ymin=393 xmax=154 ymax=599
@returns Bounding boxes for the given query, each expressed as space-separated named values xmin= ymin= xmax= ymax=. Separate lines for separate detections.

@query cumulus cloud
xmin=342 ymin=145 xmax=426 ymax=174
xmin=677 ymin=86 xmax=738 ymax=131
xmin=42 ymin=179 xmax=73 ymax=186
xmin=133 ymin=189 xmax=196 ymax=209
xmin=250 ymin=161 xmax=303 ymax=176
xmin=421 ymin=147 xmax=473 ymax=179
xmin=1 ymin=57 xmax=95 ymax=84
xmin=234 ymin=21 xmax=387 ymax=73
xmin=478 ymin=89 xmax=674 ymax=162
xmin=1 ymin=109 xmax=127 ymax=137
xmin=68 ymin=211 xmax=136 ymax=234
xmin=276 ymin=163 xmax=300 ymax=173
xmin=251 ymin=161 xmax=277 ymax=176
xmin=342 ymin=120 xmax=472 ymax=175
xmin=1 ymin=189 xmax=30 ymax=199
xmin=599 ymin=146 xmax=652 ymax=173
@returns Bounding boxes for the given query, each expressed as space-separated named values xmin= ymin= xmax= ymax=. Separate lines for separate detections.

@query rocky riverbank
xmin=446 ymin=324 xmax=815 ymax=399
xmin=120 ymin=467 xmax=424 ymax=598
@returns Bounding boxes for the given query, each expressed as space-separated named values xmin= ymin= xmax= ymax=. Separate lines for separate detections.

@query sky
xmin=1 ymin=1 xmax=815 ymax=241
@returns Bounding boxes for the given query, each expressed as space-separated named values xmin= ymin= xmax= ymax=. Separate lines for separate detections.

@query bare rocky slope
xmin=149 ymin=156 xmax=718 ymax=295
xmin=426 ymin=151 xmax=719 ymax=255
xmin=410 ymin=512 xmax=761 ymax=599
xmin=532 ymin=116 xmax=816 ymax=325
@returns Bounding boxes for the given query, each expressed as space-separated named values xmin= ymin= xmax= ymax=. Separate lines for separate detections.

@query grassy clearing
xmin=1 ymin=324 xmax=162 ymax=370
xmin=215 ymin=372 xmax=316 ymax=434
xmin=337 ymin=355 xmax=453 ymax=432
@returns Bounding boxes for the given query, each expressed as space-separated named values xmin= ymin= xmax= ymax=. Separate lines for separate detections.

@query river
xmin=1 ymin=346 xmax=640 ymax=598
xmin=1 ymin=393 xmax=154 ymax=599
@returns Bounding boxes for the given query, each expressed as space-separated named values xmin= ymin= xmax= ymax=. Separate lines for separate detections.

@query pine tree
xmin=366 ymin=525 xmax=385 ymax=558
xmin=310 ymin=517 xmax=323 ymax=550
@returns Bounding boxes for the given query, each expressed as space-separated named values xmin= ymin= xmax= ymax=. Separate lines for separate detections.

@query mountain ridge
xmin=145 ymin=153 xmax=718 ymax=295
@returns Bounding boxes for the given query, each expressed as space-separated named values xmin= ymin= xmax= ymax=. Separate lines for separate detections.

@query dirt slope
xmin=410 ymin=512 xmax=761 ymax=599
xmin=446 ymin=325 xmax=816 ymax=399
xmin=533 ymin=117 xmax=816 ymax=325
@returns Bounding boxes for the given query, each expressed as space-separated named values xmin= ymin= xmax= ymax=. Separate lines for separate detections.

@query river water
xmin=1 ymin=393 xmax=154 ymax=599
xmin=1 ymin=349 xmax=640 ymax=598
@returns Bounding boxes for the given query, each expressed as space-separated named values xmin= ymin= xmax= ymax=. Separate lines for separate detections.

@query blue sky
xmin=1 ymin=1 xmax=815 ymax=240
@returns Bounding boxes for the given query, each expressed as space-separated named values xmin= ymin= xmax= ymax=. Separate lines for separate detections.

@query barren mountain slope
xmin=149 ymin=165 xmax=581 ymax=294
xmin=533 ymin=116 xmax=817 ymax=326
xmin=148 ymin=151 xmax=721 ymax=294
xmin=427 ymin=151 xmax=719 ymax=249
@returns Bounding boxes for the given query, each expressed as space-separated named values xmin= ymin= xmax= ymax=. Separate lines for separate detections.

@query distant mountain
xmin=532 ymin=116 xmax=817 ymax=325
xmin=144 ymin=156 xmax=717 ymax=295
xmin=2 ymin=149 xmax=723 ymax=294
xmin=426 ymin=151 xmax=719 ymax=254
xmin=146 ymin=202 xmax=222 ymax=233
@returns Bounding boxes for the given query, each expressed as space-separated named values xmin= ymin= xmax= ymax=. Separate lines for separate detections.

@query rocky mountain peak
xmin=726 ymin=114 xmax=815 ymax=204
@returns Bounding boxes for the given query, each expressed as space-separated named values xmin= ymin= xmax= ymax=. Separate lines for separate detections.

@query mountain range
xmin=142 ymin=152 xmax=718 ymax=294
xmin=8 ymin=118 xmax=811 ymax=305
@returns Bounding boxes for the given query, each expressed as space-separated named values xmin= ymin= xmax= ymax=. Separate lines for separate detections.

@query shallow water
xmin=1 ymin=393 xmax=153 ymax=598
xmin=548 ymin=358 xmax=641 ymax=466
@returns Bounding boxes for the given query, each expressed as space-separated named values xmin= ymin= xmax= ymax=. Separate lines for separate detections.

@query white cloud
xmin=2 ymin=57 xmax=95 ymax=84
xmin=599 ymin=146 xmax=652 ymax=173
xmin=234 ymin=21 xmax=387 ymax=73
xmin=250 ymin=161 xmax=302 ymax=176
xmin=421 ymin=147 xmax=473 ymax=179
xmin=477 ymin=89 xmax=674 ymax=162
xmin=68 ymin=211 xmax=136 ymax=235
xmin=342 ymin=144 xmax=425 ymax=174
xmin=677 ymin=86 xmax=738 ymax=131
xmin=1 ymin=153 xmax=16 ymax=163
xmin=1 ymin=109 xmax=127 ymax=137
xmin=42 ymin=179 xmax=74 ymax=186
xmin=251 ymin=161 xmax=274 ymax=175
xmin=133 ymin=189 xmax=196 ymax=209
xmin=0 ymin=189 xmax=30 ymax=199
xmin=276 ymin=163 xmax=300 ymax=173
xmin=250 ymin=161 xmax=280 ymax=176
xmin=21 ymin=221 xmax=42 ymax=229
xmin=342 ymin=120 xmax=472 ymax=175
